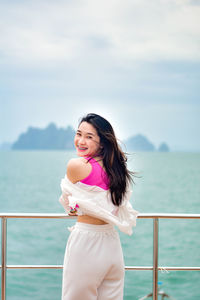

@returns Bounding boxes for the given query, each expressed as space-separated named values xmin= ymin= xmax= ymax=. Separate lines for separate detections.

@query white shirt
xmin=59 ymin=175 xmax=139 ymax=235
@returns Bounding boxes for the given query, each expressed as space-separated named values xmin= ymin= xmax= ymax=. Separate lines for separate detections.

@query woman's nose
xmin=79 ymin=137 xmax=86 ymax=144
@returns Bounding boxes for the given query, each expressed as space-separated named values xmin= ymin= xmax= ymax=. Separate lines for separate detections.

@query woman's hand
xmin=68 ymin=204 xmax=79 ymax=216
xmin=68 ymin=211 xmax=78 ymax=216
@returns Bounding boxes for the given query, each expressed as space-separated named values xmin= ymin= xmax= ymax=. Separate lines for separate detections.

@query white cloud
xmin=0 ymin=0 xmax=200 ymax=67
xmin=0 ymin=0 xmax=199 ymax=151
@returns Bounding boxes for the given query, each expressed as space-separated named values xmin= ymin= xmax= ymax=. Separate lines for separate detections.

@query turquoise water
xmin=0 ymin=151 xmax=200 ymax=299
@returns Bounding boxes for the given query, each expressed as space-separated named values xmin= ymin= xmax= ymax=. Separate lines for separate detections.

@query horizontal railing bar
xmin=0 ymin=213 xmax=200 ymax=219
xmin=0 ymin=213 xmax=76 ymax=219
xmin=3 ymin=265 xmax=63 ymax=269
xmin=1 ymin=265 xmax=200 ymax=271
xmin=159 ymin=267 xmax=200 ymax=271
xmin=137 ymin=213 xmax=200 ymax=219
xmin=126 ymin=266 xmax=200 ymax=271
xmin=126 ymin=266 xmax=153 ymax=270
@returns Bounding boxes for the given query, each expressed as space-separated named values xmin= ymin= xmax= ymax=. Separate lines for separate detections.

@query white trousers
xmin=61 ymin=222 xmax=125 ymax=300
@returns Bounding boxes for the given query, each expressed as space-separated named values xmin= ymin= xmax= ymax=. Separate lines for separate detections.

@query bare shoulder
xmin=67 ymin=157 xmax=92 ymax=183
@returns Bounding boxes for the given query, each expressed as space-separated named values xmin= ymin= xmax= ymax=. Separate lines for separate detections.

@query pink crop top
xmin=79 ymin=157 xmax=109 ymax=190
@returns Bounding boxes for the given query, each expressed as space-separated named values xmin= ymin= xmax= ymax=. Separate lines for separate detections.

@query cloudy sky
xmin=0 ymin=0 xmax=199 ymax=151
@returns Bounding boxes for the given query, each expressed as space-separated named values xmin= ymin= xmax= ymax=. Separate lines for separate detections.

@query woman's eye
xmin=87 ymin=136 xmax=92 ymax=139
xmin=76 ymin=133 xmax=81 ymax=136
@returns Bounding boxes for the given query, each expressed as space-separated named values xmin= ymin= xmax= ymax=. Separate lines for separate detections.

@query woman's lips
xmin=77 ymin=147 xmax=88 ymax=152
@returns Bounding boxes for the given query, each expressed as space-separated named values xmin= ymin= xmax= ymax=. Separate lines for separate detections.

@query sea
xmin=0 ymin=151 xmax=200 ymax=300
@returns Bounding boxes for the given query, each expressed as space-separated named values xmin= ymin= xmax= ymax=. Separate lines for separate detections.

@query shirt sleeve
xmin=59 ymin=193 xmax=71 ymax=214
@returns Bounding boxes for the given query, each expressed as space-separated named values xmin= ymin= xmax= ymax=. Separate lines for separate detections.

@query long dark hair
xmin=78 ymin=113 xmax=135 ymax=206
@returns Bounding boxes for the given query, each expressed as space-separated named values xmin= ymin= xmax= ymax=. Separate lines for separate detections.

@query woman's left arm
xmin=65 ymin=158 xmax=89 ymax=215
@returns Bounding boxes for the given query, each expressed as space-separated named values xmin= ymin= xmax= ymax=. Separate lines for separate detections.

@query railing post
xmin=153 ymin=218 xmax=159 ymax=300
xmin=1 ymin=217 xmax=7 ymax=300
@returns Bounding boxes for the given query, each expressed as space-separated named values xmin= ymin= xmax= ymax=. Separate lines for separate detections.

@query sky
xmin=0 ymin=0 xmax=200 ymax=151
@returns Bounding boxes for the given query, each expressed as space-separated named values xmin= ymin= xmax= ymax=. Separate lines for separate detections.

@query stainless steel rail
xmin=1 ymin=213 xmax=200 ymax=300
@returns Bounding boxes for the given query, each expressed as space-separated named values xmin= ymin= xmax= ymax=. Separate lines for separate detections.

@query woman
xmin=59 ymin=113 xmax=138 ymax=300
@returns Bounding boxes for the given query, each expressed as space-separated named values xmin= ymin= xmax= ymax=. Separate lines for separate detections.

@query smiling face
xmin=74 ymin=121 xmax=101 ymax=157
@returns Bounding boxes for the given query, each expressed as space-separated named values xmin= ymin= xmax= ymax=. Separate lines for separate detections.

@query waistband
xmin=74 ymin=222 xmax=115 ymax=232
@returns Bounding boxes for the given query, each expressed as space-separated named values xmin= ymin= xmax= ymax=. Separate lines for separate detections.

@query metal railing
xmin=1 ymin=213 xmax=200 ymax=300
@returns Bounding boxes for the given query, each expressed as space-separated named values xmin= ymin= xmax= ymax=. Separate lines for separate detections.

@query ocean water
xmin=0 ymin=151 xmax=200 ymax=299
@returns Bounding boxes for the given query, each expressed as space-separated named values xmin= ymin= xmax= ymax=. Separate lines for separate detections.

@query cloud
xmin=0 ymin=0 xmax=199 ymax=151
xmin=0 ymin=0 xmax=200 ymax=67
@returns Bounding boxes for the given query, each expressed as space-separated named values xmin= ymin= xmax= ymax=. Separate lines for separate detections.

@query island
xmin=12 ymin=123 xmax=75 ymax=150
xmin=8 ymin=123 xmax=170 ymax=152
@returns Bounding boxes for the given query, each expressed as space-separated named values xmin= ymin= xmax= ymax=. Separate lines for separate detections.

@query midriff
xmin=77 ymin=215 xmax=108 ymax=225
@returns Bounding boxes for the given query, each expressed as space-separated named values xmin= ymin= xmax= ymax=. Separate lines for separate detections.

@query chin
xmin=77 ymin=150 xmax=89 ymax=157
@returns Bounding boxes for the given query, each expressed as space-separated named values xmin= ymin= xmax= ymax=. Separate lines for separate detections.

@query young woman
xmin=59 ymin=113 xmax=138 ymax=300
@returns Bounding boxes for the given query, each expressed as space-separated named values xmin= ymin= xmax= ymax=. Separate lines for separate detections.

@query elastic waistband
xmin=75 ymin=222 xmax=115 ymax=233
